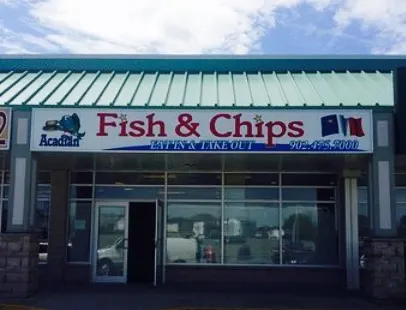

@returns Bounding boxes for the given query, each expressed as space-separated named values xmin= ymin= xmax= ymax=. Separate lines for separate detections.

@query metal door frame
xmin=92 ymin=200 xmax=129 ymax=283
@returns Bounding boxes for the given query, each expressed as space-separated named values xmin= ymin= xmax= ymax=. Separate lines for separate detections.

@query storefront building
xmin=0 ymin=55 xmax=404 ymax=299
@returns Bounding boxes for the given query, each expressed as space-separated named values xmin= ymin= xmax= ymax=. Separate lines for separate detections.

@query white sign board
xmin=30 ymin=108 xmax=373 ymax=153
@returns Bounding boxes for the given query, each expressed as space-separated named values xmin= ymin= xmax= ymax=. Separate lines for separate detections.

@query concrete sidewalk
xmin=0 ymin=284 xmax=404 ymax=310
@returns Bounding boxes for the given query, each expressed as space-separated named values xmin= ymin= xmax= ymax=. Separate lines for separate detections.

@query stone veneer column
xmin=0 ymin=234 xmax=39 ymax=297
xmin=361 ymin=112 xmax=405 ymax=298
xmin=0 ymin=109 xmax=39 ymax=298
xmin=362 ymin=238 xmax=405 ymax=299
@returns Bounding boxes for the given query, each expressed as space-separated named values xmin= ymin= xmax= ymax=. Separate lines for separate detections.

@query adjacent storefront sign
xmin=30 ymin=108 xmax=373 ymax=153
xmin=0 ymin=108 xmax=12 ymax=150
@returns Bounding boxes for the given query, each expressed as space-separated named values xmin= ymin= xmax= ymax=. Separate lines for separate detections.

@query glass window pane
xmin=395 ymin=174 xmax=406 ymax=187
xmin=396 ymin=202 xmax=406 ymax=237
xmin=358 ymin=187 xmax=368 ymax=203
xmin=282 ymin=174 xmax=337 ymax=186
xmin=224 ymin=173 xmax=279 ymax=186
xmin=35 ymin=200 xmax=50 ymax=263
xmin=3 ymin=185 xmax=51 ymax=200
xmin=167 ymin=202 xmax=221 ymax=264
xmin=281 ymin=203 xmax=338 ymax=266
xmin=224 ymin=202 xmax=279 ymax=265
xmin=37 ymin=171 xmax=51 ymax=184
xmin=1 ymin=200 xmax=7 ymax=233
xmin=358 ymin=202 xmax=371 ymax=237
xmin=67 ymin=202 xmax=92 ymax=262
xmin=70 ymin=172 xmax=93 ymax=184
xmin=2 ymin=185 xmax=8 ymax=199
xmin=95 ymin=153 xmax=165 ymax=170
xmin=396 ymin=188 xmax=406 ymax=202
xmin=167 ymin=153 xmax=222 ymax=171
xmin=37 ymin=185 xmax=51 ymax=199
xmin=95 ymin=186 xmax=164 ymax=200
xmin=70 ymin=186 xmax=93 ymax=199
xmin=95 ymin=172 xmax=165 ymax=185
xmin=282 ymin=188 xmax=335 ymax=201
xmin=224 ymin=187 xmax=279 ymax=200
xmin=167 ymin=187 xmax=221 ymax=200
xmin=168 ymin=173 xmax=221 ymax=186
xmin=358 ymin=174 xmax=368 ymax=187
xmin=4 ymin=171 xmax=10 ymax=184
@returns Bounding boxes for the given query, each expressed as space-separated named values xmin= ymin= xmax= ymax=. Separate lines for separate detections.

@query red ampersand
xmin=175 ymin=113 xmax=200 ymax=137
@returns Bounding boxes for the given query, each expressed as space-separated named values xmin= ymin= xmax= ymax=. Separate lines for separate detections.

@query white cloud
xmin=334 ymin=0 xmax=406 ymax=53
xmin=1 ymin=0 xmax=406 ymax=54
xmin=26 ymin=0 xmax=321 ymax=54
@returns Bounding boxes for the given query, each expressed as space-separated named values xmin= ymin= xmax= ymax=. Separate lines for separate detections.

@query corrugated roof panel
xmin=61 ymin=72 xmax=99 ymax=106
xmin=0 ymin=70 xmax=394 ymax=108
xmin=261 ymin=73 xmax=285 ymax=107
xmin=183 ymin=73 xmax=201 ymax=107
xmin=7 ymin=72 xmax=54 ymax=105
xmin=233 ymin=73 xmax=252 ymax=107
xmin=290 ymin=72 xmax=320 ymax=106
xmin=26 ymin=72 xmax=69 ymax=105
xmin=113 ymin=73 xmax=141 ymax=107
xmin=305 ymin=73 xmax=339 ymax=107
xmin=166 ymin=73 xmax=186 ymax=107
xmin=41 ymin=72 xmax=81 ymax=106
xmin=96 ymin=72 xmax=127 ymax=106
xmin=276 ymin=73 xmax=304 ymax=106
xmin=246 ymin=74 xmax=270 ymax=107
xmin=321 ymin=72 xmax=352 ymax=105
xmin=0 ymin=72 xmax=27 ymax=98
xmin=148 ymin=73 xmax=170 ymax=107
xmin=77 ymin=71 xmax=110 ymax=106
xmin=131 ymin=72 xmax=158 ymax=107
xmin=217 ymin=73 xmax=234 ymax=107
xmin=201 ymin=73 xmax=217 ymax=107
xmin=1 ymin=72 xmax=40 ymax=105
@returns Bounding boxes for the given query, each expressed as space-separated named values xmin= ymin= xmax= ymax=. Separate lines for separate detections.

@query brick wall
xmin=361 ymin=238 xmax=405 ymax=299
xmin=0 ymin=233 xmax=39 ymax=298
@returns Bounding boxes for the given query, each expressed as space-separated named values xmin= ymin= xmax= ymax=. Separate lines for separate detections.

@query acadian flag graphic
xmin=320 ymin=114 xmax=365 ymax=138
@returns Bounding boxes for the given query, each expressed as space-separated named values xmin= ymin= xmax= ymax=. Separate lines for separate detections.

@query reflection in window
xmin=224 ymin=188 xmax=278 ymax=201
xmin=95 ymin=186 xmax=164 ymax=200
xmin=224 ymin=173 xmax=279 ymax=186
xmin=282 ymin=188 xmax=335 ymax=201
xmin=0 ymin=170 xmax=9 ymax=233
xmin=68 ymin=171 xmax=95 ymax=263
xmin=36 ymin=172 xmax=51 ymax=264
xmin=167 ymin=187 xmax=221 ymax=200
xmin=70 ymin=186 xmax=93 ymax=199
xmin=281 ymin=203 xmax=337 ymax=265
xmin=224 ymin=203 xmax=279 ymax=264
xmin=395 ymin=188 xmax=406 ymax=237
xmin=358 ymin=187 xmax=370 ymax=238
xmin=67 ymin=202 xmax=92 ymax=262
xmin=168 ymin=173 xmax=221 ymax=186
xmin=167 ymin=202 xmax=221 ymax=264
xmin=95 ymin=172 xmax=165 ymax=185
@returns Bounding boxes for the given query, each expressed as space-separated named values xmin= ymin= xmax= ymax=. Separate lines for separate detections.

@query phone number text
xmin=289 ymin=139 xmax=360 ymax=151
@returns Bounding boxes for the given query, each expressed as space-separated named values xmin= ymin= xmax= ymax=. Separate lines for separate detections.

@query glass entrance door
xmin=93 ymin=201 xmax=129 ymax=283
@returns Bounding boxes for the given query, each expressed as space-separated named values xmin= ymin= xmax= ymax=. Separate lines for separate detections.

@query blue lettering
xmin=39 ymin=134 xmax=80 ymax=147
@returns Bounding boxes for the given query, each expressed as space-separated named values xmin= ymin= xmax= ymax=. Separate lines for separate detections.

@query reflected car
xmin=96 ymin=237 xmax=126 ymax=276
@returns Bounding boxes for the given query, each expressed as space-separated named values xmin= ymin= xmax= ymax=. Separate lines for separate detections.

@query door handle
xmin=123 ymin=238 xmax=128 ymax=250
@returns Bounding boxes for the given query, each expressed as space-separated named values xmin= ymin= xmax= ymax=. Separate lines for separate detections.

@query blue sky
xmin=0 ymin=0 xmax=405 ymax=55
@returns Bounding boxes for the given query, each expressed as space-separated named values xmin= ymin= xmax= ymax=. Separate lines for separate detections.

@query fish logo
xmin=42 ymin=113 xmax=86 ymax=139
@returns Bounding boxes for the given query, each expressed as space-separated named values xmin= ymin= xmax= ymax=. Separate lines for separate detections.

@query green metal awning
xmin=0 ymin=70 xmax=393 ymax=108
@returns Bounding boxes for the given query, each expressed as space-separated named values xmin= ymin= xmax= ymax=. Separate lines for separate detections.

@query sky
xmin=0 ymin=0 xmax=405 ymax=55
